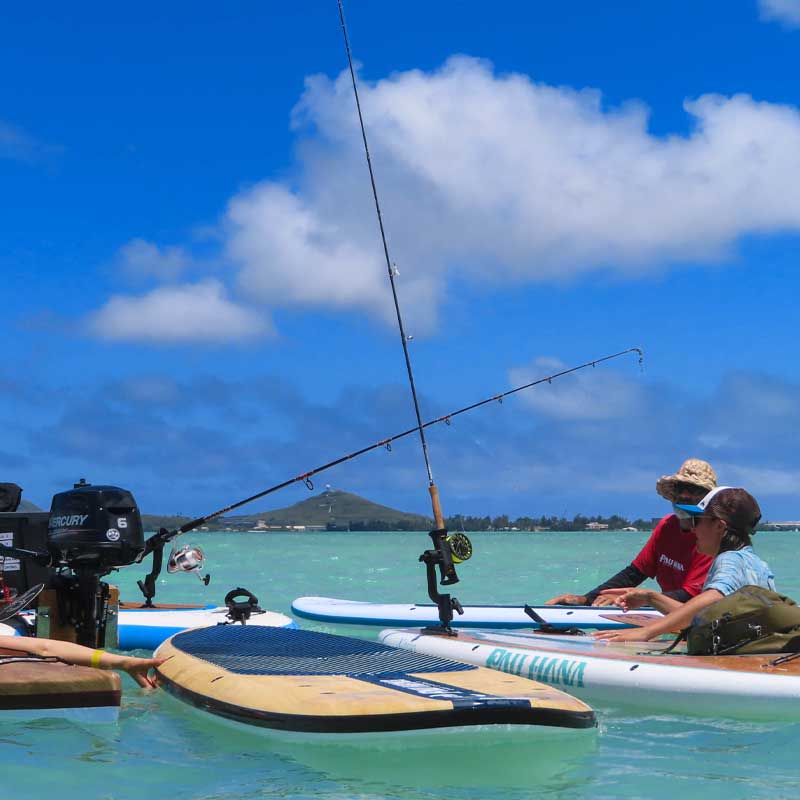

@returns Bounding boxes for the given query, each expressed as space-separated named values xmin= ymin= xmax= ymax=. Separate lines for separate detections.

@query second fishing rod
xmin=136 ymin=347 xmax=643 ymax=609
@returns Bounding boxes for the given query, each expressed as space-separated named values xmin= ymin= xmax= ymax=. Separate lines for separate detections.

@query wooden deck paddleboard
xmin=0 ymin=650 xmax=121 ymax=723
xmin=380 ymin=628 xmax=800 ymax=720
xmin=291 ymin=596 xmax=662 ymax=630
xmin=155 ymin=625 xmax=595 ymax=733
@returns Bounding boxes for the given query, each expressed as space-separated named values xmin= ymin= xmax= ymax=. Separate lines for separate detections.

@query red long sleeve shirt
xmin=632 ymin=514 xmax=713 ymax=597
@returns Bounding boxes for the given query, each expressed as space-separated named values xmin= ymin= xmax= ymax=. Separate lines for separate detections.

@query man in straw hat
xmin=594 ymin=486 xmax=774 ymax=642
xmin=545 ymin=458 xmax=717 ymax=607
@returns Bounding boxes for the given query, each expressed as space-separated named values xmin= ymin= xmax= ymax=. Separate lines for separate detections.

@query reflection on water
xmin=170 ymin=695 xmax=598 ymax=791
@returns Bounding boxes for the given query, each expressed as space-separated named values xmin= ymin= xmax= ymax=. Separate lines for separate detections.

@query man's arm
xmin=545 ymin=564 xmax=647 ymax=605
xmin=584 ymin=564 xmax=647 ymax=604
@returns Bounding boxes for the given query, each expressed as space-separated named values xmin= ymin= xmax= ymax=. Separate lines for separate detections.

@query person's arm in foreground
xmin=545 ymin=564 xmax=647 ymax=606
xmin=0 ymin=636 xmax=165 ymax=687
xmin=596 ymin=586 xmax=687 ymax=613
xmin=592 ymin=587 xmax=724 ymax=642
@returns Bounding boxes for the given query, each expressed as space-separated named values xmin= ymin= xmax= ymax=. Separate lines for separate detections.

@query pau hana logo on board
xmin=485 ymin=647 xmax=587 ymax=688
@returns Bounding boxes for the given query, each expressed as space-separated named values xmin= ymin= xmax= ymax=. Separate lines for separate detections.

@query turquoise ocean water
xmin=7 ymin=529 xmax=800 ymax=799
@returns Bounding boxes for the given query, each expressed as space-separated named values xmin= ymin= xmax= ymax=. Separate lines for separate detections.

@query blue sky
xmin=3 ymin=1 xmax=800 ymax=521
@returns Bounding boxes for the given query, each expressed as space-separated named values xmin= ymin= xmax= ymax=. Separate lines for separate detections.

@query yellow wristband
xmin=90 ymin=649 xmax=104 ymax=668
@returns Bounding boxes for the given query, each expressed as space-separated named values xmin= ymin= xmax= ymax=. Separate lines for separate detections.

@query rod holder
xmin=419 ymin=528 xmax=463 ymax=636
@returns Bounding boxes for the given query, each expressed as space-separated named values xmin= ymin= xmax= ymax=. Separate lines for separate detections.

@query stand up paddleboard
xmin=20 ymin=594 xmax=296 ymax=651
xmin=115 ymin=603 xmax=296 ymax=650
xmin=292 ymin=596 xmax=663 ymax=630
xmin=380 ymin=628 xmax=800 ymax=721
xmin=155 ymin=625 xmax=595 ymax=733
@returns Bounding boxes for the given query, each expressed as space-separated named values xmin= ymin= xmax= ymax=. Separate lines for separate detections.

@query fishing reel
xmin=167 ymin=543 xmax=210 ymax=585
xmin=448 ymin=532 xmax=472 ymax=564
xmin=419 ymin=529 xmax=472 ymax=637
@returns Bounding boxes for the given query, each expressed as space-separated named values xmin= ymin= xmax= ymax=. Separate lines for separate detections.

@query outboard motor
xmin=37 ymin=480 xmax=145 ymax=647
xmin=0 ymin=479 xmax=144 ymax=647
xmin=47 ymin=479 xmax=145 ymax=571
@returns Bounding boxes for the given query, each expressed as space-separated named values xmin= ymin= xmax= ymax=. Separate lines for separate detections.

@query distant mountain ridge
xmin=142 ymin=490 xmax=432 ymax=532
xmin=226 ymin=490 xmax=433 ymax=530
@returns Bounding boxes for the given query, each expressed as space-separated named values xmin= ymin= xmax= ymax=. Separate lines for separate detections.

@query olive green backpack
xmin=686 ymin=585 xmax=800 ymax=656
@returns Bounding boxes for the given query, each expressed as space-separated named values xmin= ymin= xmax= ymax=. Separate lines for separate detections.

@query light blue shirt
xmin=702 ymin=546 xmax=776 ymax=596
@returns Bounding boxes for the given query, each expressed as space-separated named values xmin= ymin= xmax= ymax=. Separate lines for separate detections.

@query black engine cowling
xmin=47 ymin=480 xmax=145 ymax=572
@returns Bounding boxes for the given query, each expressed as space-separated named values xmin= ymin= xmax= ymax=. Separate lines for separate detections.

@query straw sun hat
xmin=656 ymin=458 xmax=717 ymax=502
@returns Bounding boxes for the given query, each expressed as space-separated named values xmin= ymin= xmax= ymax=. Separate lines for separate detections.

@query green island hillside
xmin=140 ymin=489 xmax=667 ymax=533
xmin=142 ymin=489 xmax=434 ymax=532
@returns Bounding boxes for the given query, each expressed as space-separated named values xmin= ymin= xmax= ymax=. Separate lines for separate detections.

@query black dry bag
xmin=0 ymin=483 xmax=22 ymax=513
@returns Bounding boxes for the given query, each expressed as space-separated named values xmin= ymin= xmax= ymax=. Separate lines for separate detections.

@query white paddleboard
xmin=21 ymin=605 xmax=296 ymax=651
xmin=380 ymin=628 xmax=800 ymax=720
xmin=291 ymin=596 xmax=662 ymax=630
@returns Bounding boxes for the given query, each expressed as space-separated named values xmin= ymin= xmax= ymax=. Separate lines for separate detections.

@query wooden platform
xmin=0 ymin=650 xmax=121 ymax=722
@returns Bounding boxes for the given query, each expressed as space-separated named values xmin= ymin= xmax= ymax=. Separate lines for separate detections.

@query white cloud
xmin=116 ymin=239 xmax=190 ymax=281
xmin=224 ymin=183 xmax=426 ymax=328
xmin=86 ymin=280 xmax=271 ymax=343
xmin=759 ymin=0 xmax=800 ymax=28
xmin=508 ymin=356 xmax=646 ymax=420
xmin=215 ymin=58 xmax=800 ymax=330
xmin=92 ymin=57 xmax=800 ymax=338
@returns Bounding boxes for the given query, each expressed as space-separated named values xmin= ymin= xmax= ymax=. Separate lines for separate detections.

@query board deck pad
xmin=168 ymin=625 xmax=476 ymax=675
xmin=156 ymin=625 xmax=595 ymax=733
xmin=291 ymin=596 xmax=662 ymax=630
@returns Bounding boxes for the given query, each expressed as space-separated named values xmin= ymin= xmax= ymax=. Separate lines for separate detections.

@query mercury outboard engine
xmin=47 ymin=479 xmax=145 ymax=571
xmin=0 ymin=479 xmax=146 ymax=647
xmin=40 ymin=479 xmax=145 ymax=647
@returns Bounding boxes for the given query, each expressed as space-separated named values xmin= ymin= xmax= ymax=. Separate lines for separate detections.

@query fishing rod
xmin=145 ymin=347 xmax=642 ymax=542
xmin=334 ymin=2 xmax=639 ymax=632
xmin=336 ymin=0 xmax=446 ymax=530
xmin=135 ymin=346 xmax=642 ymax=601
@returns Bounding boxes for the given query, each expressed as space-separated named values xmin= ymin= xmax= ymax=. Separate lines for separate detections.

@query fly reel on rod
xmin=448 ymin=532 xmax=472 ymax=564
xmin=419 ymin=529 xmax=472 ymax=636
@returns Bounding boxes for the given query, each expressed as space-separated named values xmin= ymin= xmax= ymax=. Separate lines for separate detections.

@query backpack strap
xmin=650 ymin=627 xmax=688 ymax=655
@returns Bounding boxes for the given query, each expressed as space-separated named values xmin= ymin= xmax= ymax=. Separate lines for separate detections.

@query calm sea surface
xmin=7 ymin=529 xmax=800 ymax=799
